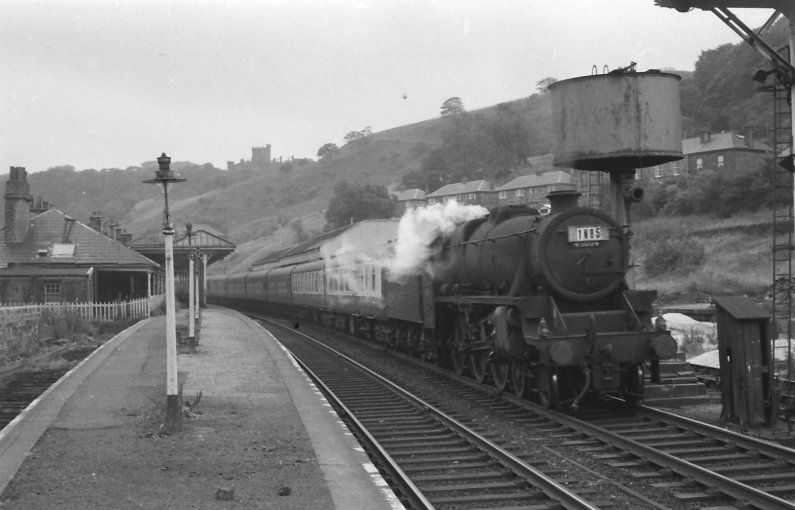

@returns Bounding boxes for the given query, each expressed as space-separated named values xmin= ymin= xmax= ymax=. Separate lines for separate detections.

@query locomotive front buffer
xmin=492 ymin=291 xmax=678 ymax=408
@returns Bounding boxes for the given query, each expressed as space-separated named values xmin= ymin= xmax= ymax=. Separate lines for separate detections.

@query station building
xmin=0 ymin=167 xmax=161 ymax=304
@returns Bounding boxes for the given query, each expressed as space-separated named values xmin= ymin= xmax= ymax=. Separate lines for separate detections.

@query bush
xmin=642 ymin=226 xmax=706 ymax=277
xmin=40 ymin=309 xmax=96 ymax=342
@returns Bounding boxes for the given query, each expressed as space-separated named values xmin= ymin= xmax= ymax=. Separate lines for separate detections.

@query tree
xmin=440 ymin=97 xmax=465 ymax=116
xmin=344 ymin=126 xmax=373 ymax=146
xmin=317 ymin=142 xmax=339 ymax=159
xmin=325 ymin=181 xmax=396 ymax=230
xmin=535 ymin=77 xmax=557 ymax=94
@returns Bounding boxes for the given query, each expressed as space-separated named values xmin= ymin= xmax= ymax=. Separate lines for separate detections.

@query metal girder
xmin=708 ymin=7 xmax=794 ymax=83
xmin=655 ymin=0 xmax=790 ymax=11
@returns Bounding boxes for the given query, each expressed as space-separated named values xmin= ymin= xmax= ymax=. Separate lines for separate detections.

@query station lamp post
xmin=186 ymin=223 xmax=197 ymax=349
xmin=143 ymin=153 xmax=186 ymax=431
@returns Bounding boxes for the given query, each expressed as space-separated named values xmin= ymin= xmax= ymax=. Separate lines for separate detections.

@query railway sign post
xmin=143 ymin=153 xmax=186 ymax=432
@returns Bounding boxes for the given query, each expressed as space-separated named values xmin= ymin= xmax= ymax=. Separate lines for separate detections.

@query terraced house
xmin=639 ymin=130 xmax=771 ymax=180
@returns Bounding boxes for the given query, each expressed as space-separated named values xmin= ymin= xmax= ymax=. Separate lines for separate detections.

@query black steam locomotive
xmin=205 ymin=69 xmax=683 ymax=409
xmin=205 ymin=189 xmax=677 ymax=409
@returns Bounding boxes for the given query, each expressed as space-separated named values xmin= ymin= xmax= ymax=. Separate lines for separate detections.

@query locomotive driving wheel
xmin=511 ymin=362 xmax=528 ymax=398
xmin=490 ymin=361 xmax=510 ymax=392
xmin=469 ymin=319 xmax=494 ymax=384
xmin=469 ymin=350 xmax=489 ymax=383
xmin=450 ymin=315 xmax=468 ymax=376
xmin=620 ymin=364 xmax=645 ymax=406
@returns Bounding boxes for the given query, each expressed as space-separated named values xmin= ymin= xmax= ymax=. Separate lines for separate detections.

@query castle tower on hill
xmin=227 ymin=144 xmax=273 ymax=171
xmin=251 ymin=145 xmax=271 ymax=166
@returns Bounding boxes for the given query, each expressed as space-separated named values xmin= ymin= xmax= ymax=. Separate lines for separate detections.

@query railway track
xmin=553 ymin=405 xmax=795 ymax=509
xmin=267 ymin=318 xmax=602 ymax=510
xmin=259 ymin=314 xmax=795 ymax=509
xmin=0 ymin=369 xmax=68 ymax=429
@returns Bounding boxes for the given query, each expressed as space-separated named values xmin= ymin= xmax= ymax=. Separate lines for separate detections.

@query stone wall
xmin=0 ymin=305 xmax=41 ymax=362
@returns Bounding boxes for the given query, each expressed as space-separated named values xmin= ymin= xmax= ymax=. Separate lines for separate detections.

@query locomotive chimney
xmin=547 ymin=190 xmax=580 ymax=214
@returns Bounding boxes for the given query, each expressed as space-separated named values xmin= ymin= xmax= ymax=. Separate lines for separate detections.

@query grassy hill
xmin=633 ymin=210 xmax=773 ymax=303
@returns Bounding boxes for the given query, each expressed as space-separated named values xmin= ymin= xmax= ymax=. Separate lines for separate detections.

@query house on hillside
xmin=0 ymin=167 xmax=162 ymax=303
xmin=426 ymin=180 xmax=494 ymax=209
xmin=495 ymin=170 xmax=577 ymax=209
xmin=392 ymin=188 xmax=426 ymax=213
xmin=638 ymin=130 xmax=771 ymax=180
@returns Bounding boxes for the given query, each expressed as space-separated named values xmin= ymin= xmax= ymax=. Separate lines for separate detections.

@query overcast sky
xmin=0 ymin=0 xmax=779 ymax=173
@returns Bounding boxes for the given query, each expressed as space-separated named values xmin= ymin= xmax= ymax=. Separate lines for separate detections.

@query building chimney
xmin=108 ymin=222 xmax=118 ymax=239
xmin=30 ymin=196 xmax=51 ymax=215
xmin=4 ymin=167 xmax=33 ymax=244
xmin=744 ymin=126 xmax=754 ymax=148
xmin=700 ymin=131 xmax=711 ymax=144
xmin=62 ymin=216 xmax=76 ymax=243
xmin=89 ymin=211 xmax=103 ymax=232
xmin=120 ymin=231 xmax=133 ymax=246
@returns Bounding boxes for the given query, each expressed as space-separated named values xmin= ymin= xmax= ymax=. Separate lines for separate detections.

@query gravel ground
xmin=0 ymin=311 xmax=335 ymax=510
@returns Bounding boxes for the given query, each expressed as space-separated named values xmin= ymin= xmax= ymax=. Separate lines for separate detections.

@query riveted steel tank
xmin=549 ymin=71 xmax=683 ymax=171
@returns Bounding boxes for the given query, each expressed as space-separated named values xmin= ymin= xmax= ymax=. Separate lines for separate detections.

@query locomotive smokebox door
xmin=713 ymin=296 xmax=776 ymax=427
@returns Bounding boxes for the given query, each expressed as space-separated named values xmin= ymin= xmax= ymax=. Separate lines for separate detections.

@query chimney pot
xmin=4 ymin=167 xmax=32 ymax=243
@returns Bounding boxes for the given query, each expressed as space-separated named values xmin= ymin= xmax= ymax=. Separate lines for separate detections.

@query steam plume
xmin=386 ymin=201 xmax=487 ymax=282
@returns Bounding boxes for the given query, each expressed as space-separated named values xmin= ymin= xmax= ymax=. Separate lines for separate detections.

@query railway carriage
xmin=290 ymin=260 xmax=326 ymax=322
xmin=225 ymin=272 xmax=248 ymax=309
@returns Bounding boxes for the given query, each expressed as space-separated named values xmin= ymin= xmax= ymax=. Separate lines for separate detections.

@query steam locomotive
xmin=205 ymin=189 xmax=677 ymax=409
xmin=204 ymin=69 xmax=683 ymax=409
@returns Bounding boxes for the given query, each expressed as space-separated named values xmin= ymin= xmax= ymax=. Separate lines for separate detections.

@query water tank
xmin=550 ymin=71 xmax=683 ymax=171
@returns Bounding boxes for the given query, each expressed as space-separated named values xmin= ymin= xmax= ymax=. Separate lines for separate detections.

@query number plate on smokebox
xmin=568 ymin=225 xmax=607 ymax=243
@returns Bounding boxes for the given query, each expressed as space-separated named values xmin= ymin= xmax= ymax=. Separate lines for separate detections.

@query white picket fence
xmin=1 ymin=297 xmax=154 ymax=322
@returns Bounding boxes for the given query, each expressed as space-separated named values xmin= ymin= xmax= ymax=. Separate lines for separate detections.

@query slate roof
xmin=174 ymin=229 xmax=235 ymax=250
xmin=250 ymin=224 xmax=355 ymax=268
xmin=683 ymin=131 xmax=770 ymax=155
xmin=495 ymin=171 xmax=576 ymax=192
xmin=393 ymin=188 xmax=426 ymax=201
xmin=0 ymin=209 xmax=158 ymax=269
xmin=426 ymin=180 xmax=492 ymax=198
xmin=0 ymin=266 xmax=93 ymax=277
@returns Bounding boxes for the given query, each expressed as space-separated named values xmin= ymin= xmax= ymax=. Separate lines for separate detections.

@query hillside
xmin=1 ymin=20 xmax=787 ymax=281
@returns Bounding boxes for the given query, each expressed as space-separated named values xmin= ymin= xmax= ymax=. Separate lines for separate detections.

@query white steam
xmin=386 ymin=200 xmax=488 ymax=282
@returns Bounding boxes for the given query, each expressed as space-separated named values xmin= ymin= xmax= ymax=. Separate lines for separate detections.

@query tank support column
xmin=609 ymin=170 xmax=642 ymax=289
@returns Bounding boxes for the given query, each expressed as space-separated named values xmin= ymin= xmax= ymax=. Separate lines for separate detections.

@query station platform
xmin=0 ymin=307 xmax=404 ymax=509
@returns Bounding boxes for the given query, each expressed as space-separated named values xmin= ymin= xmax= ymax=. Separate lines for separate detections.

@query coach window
xmin=44 ymin=282 xmax=61 ymax=303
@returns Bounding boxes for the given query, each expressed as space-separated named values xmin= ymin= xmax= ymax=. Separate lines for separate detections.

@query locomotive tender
xmin=205 ymin=69 xmax=682 ymax=409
